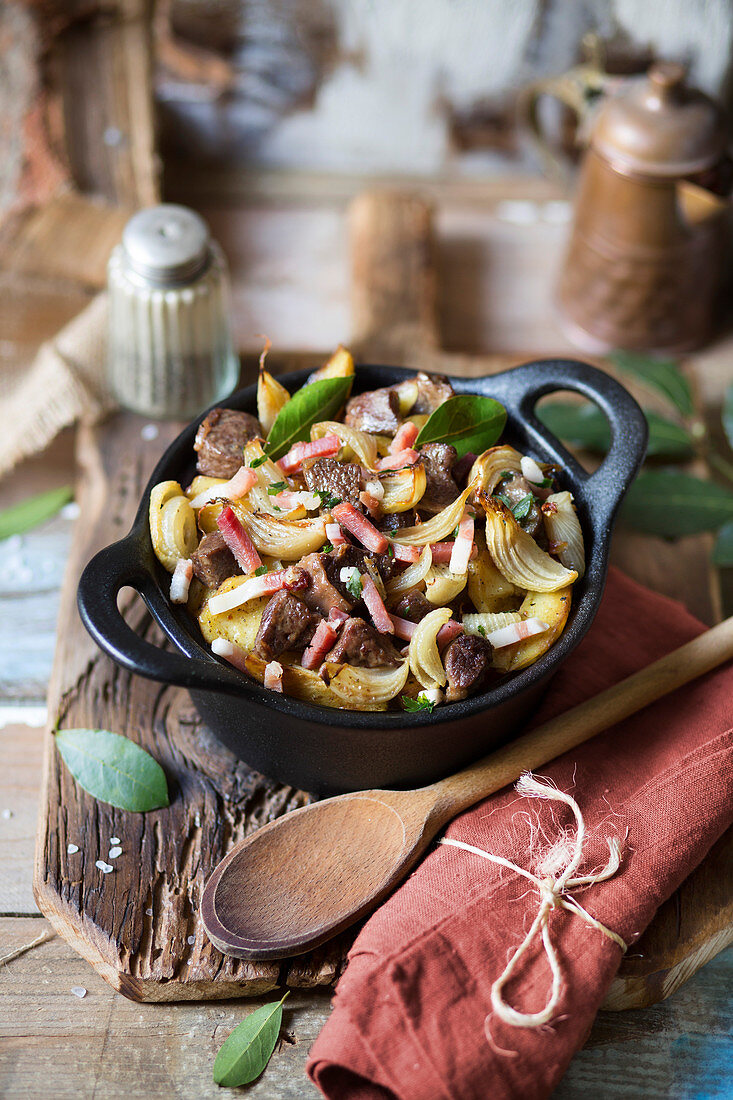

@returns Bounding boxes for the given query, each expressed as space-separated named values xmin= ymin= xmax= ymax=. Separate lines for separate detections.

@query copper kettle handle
xmin=517 ymin=64 xmax=618 ymax=183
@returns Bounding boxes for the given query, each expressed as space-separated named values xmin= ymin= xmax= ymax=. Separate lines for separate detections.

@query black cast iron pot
xmin=77 ymin=359 xmax=647 ymax=795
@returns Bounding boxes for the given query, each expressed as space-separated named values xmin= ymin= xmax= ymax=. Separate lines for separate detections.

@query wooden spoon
xmin=202 ymin=617 xmax=733 ymax=960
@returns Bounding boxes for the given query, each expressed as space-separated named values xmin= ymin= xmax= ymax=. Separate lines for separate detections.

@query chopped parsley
xmin=402 ymin=694 xmax=436 ymax=713
xmin=494 ymin=491 xmax=535 ymax=524
xmin=320 ymin=541 xmax=334 ymax=553
xmin=477 ymin=624 xmax=486 ymax=637
xmin=267 ymin=481 xmax=287 ymax=495
xmin=318 ymin=490 xmax=342 ymax=510
xmin=387 ymin=544 xmax=394 ymax=559
xmin=345 ymin=571 xmax=363 ymax=601
xmin=250 ymin=455 xmax=267 ymax=468
xmin=538 ymin=476 xmax=554 ymax=488
xmin=272 ymin=505 xmax=282 ymax=512
xmin=253 ymin=564 xmax=267 ymax=576
xmin=511 ymin=493 xmax=535 ymax=523
xmin=500 ymin=469 xmax=514 ymax=478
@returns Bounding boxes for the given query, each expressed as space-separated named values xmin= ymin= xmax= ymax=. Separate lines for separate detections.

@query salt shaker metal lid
xmin=122 ymin=205 xmax=212 ymax=284
xmin=107 ymin=204 xmax=239 ymax=420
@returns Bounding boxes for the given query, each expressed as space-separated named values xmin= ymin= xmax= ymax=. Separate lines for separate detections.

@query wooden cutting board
xmin=34 ymin=191 xmax=732 ymax=1005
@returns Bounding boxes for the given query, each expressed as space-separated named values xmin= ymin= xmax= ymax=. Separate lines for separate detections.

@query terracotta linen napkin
xmin=307 ymin=568 xmax=733 ymax=1100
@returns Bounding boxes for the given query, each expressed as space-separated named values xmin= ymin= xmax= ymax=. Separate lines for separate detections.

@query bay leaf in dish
xmin=265 ymin=376 xmax=353 ymax=461
xmin=55 ymin=729 xmax=170 ymax=812
xmin=213 ymin=994 xmax=288 ymax=1087
xmin=414 ymin=395 xmax=506 ymax=458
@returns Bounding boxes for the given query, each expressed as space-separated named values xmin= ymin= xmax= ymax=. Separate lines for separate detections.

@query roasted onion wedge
xmin=542 ymin=491 xmax=586 ymax=579
xmin=324 ymin=659 xmax=410 ymax=707
xmin=380 ymin=463 xmax=427 ymax=513
xmin=425 ymin=563 xmax=467 ymax=605
xmin=386 ymin=544 xmax=433 ymax=600
xmin=308 ymin=344 xmax=355 ymax=385
xmin=391 ymin=485 xmax=474 ymax=545
xmin=491 ymin=588 xmax=572 ymax=672
xmin=149 ymin=481 xmax=198 ymax=572
xmin=242 ymin=439 xmax=305 ymax=518
xmin=242 ymin=653 xmax=387 ymax=710
xmin=480 ymin=493 xmax=577 ymax=592
xmin=408 ymin=607 xmax=453 ymax=688
xmin=198 ymin=500 xmax=326 ymax=559
xmin=468 ymin=444 xmax=523 ymax=499
xmin=257 ymin=367 xmax=290 ymax=433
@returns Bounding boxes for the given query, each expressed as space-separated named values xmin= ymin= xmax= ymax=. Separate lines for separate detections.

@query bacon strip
xmin=331 ymin=502 xmax=388 ymax=554
xmin=360 ymin=574 xmax=394 ymax=634
xmin=170 ymin=558 xmax=193 ymax=604
xmin=389 ymin=421 xmax=419 ymax=454
xmin=449 ymin=511 xmax=475 ymax=575
xmin=375 ymin=448 xmax=419 ymax=472
xmin=264 ymin=660 xmax=284 ymax=692
xmin=207 ymin=566 xmax=306 ymax=616
xmin=189 ymin=465 xmax=257 ymax=510
xmin=273 ymin=489 xmax=321 ymax=512
xmin=211 ymin=637 xmax=248 ymax=672
xmin=278 ymin=434 xmax=340 ymax=475
xmin=217 ymin=505 xmax=262 ymax=574
xmin=389 ymin=614 xmax=463 ymax=649
xmin=302 ymin=620 xmax=339 ymax=670
xmin=391 ymin=543 xmax=421 ymax=564
xmin=328 ymin=606 xmax=350 ymax=626
xmin=487 ymin=617 xmax=549 ymax=649
xmin=359 ymin=490 xmax=382 ymax=516
xmin=429 ymin=540 xmax=478 ymax=564
xmin=325 ymin=522 xmax=348 ymax=546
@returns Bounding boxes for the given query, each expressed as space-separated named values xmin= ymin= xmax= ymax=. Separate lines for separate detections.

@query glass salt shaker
xmin=107 ymin=204 xmax=240 ymax=418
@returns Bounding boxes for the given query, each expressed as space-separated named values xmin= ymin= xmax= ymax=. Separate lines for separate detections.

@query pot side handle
xmin=77 ymin=537 xmax=251 ymax=696
xmin=485 ymin=357 xmax=648 ymax=527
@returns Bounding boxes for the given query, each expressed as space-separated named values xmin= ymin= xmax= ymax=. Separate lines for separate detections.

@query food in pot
xmin=149 ymin=346 xmax=583 ymax=713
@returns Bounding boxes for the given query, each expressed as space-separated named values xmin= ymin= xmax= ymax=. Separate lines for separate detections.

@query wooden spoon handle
xmin=431 ymin=616 xmax=733 ymax=818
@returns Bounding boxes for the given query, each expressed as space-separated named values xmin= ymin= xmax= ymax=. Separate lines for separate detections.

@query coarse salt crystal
xmin=95 ymin=860 xmax=114 ymax=874
xmin=108 ymin=846 xmax=122 ymax=859
xmin=141 ymin=423 xmax=159 ymax=441
xmin=187 ymin=935 xmax=196 ymax=945
xmin=145 ymin=908 xmax=153 ymax=916
xmin=61 ymin=501 xmax=81 ymax=520
xmin=1 ymin=808 xmax=12 ymax=820
xmin=109 ymin=837 xmax=120 ymax=845
xmin=71 ymin=986 xmax=87 ymax=999
xmin=67 ymin=843 xmax=79 ymax=854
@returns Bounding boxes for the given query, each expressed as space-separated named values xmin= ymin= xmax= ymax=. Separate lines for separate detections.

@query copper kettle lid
xmin=591 ymin=62 xmax=728 ymax=178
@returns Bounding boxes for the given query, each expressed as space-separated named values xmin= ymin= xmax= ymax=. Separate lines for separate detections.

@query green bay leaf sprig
xmin=0 ymin=485 xmax=73 ymax=541
xmin=620 ymin=471 xmax=733 ymax=538
xmin=55 ymin=729 xmax=170 ymax=812
xmin=265 ymin=376 xmax=353 ymax=461
xmin=610 ymin=350 xmax=694 ymax=417
xmin=536 ymin=402 xmax=693 ymax=459
xmin=213 ymin=993 xmax=289 ymax=1087
xmin=414 ymin=395 xmax=506 ymax=458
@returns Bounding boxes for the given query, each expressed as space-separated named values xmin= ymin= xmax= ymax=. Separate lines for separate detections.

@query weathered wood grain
xmin=1 ymin=918 xmax=731 ymax=1100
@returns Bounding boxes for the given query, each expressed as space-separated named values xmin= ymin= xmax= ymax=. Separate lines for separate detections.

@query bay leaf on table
xmin=213 ymin=993 xmax=289 ymax=1087
xmin=55 ymin=729 xmax=170 ymax=812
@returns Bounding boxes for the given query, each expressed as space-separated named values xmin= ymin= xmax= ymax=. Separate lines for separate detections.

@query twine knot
xmin=439 ymin=772 xmax=627 ymax=1031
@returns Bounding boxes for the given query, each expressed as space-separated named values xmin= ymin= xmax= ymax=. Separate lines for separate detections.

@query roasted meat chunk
xmin=345 ymin=387 xmax=401 ymax=435
xmin=324 ymin=617 xmax=402 ymax=668
xmin=419 ymin=443 xmax=458 ymax=513
xmin=444 ymin=634 xmax=493 ymax=702
xmin=393 ymin=590 xmax=433 ymax=623
xmin=190 ymin=532 xmax=239 ymax=589
xmin=254 ymin=591 xmax=317 ymax=661
xmin=411 ymin=372 xmax=454 ymax=414
xmin=377 ymin=508 xmax=416 ymax=533
xmin=194 ymin=407 xmax=263 ymax=478
xmin=303 ymin=457 xmax=362 ymax=507
xmin=326 ymin=544 xmax=398 ymax=594
xmin=297 ymin=553 xmax=352 ymax=616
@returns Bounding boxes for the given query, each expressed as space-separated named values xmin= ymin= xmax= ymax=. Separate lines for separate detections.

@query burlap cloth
xmin=0 ymin=292 xmax=113 ymax=477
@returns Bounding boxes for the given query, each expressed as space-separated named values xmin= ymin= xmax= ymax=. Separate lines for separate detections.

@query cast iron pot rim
xmin=78 ymin=358 xmax=648 ymax=733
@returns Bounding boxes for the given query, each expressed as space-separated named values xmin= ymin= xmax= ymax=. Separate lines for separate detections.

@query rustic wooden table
xmin=1 ymin=181 xmax=731 ymax=1098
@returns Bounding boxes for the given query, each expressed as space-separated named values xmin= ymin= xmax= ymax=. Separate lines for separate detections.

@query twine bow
xmin=439 ymin=772 xmax=627 ymax=1029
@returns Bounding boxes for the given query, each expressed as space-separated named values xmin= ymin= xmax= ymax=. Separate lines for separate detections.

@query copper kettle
xmin=525 ymin=61 xmax=731 ymax=354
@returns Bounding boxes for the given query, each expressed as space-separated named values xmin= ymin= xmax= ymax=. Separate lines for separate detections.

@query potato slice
xmin=199 ymin=580 xmax=269 ymax=652
xmin=492 ymin=587 xmax=573 ymax=673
